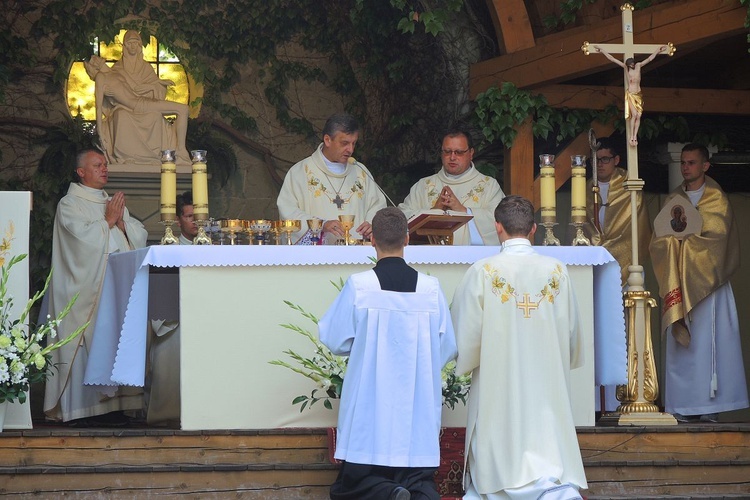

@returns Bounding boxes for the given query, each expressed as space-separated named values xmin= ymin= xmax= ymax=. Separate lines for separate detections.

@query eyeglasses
xmin=596 ymin=155 xmax=615 ymax=164
xmin=441 ymin=148 xmax=470 ymax=157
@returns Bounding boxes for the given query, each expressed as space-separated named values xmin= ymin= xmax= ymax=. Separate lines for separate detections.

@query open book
xmin=407 ymin=210 xmax=473 ymax=245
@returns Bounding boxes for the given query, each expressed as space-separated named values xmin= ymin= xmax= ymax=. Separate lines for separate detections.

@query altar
xmin=83 ymin=245 xmax=624 ymax=430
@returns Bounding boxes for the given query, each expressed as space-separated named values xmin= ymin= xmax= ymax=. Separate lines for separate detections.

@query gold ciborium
xmin=307 ymin=218 xmax=323 ymax=244
xmin=338 ymin=214 xmax=355 ymax=246
xmin=278 ymin=219 xmax=301 ymax=245
xmin=248 ymin=219 xmax=273 ymax=245
xmin=220 ymin=219 xmax=245 ymax=245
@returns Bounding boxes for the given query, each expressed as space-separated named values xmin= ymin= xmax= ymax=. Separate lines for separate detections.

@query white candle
xmin=570 ymin=155 xmax=587 ymax=219
xmin=191 ymin=150 xmax=209 ymax=221
xmin=539 ymin=155 xmax=556 ymax=221
xmin=160 ymin=150 xmax=176 ymax=222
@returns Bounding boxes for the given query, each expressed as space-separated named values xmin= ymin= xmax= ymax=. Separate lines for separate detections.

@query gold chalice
xmin=270 ymin=220 xmax=283 ymax=245
xmin=279 ymin=219 xmax=302 ymax=245
xmin=338 ymin=214 xmax=355 ymax=246
xmin=307 ymin=218 xmax=323 ymax=244
xmin=220 ymin=219 xmax=245 ymax=245
xmin=248 ymin=219 xmax=273 ymax=245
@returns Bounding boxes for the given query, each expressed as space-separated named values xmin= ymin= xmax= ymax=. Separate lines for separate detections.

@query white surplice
xmin=44 ymin=182 xmax=147 ymax=421
xmin=319 ymin=270 xmax=457 ymax=467
xmin=451 ymin=239 xmax=587 ymax=497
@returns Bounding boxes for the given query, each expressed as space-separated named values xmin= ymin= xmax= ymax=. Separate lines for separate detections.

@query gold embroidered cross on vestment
xmin=516 ymin=293 xmax=539 ymax=318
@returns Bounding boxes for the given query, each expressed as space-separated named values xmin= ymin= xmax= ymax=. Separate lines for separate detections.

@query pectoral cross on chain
xmin=332 ymin=194 xmax=346 ymax=209
xmin=517 ymin=293 xmax=539 ymax=319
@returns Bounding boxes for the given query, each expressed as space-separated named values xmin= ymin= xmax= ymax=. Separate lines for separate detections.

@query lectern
xmin=407 ymin=211 xmax=473 ymax=245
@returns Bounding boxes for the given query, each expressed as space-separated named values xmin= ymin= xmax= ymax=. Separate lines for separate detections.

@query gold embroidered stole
xmin=649 ymin=176 xmax=739 ymax=345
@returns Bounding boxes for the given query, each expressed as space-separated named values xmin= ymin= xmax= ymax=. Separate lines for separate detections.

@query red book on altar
xmin=407 ymin=210 xmax=473 ymax=245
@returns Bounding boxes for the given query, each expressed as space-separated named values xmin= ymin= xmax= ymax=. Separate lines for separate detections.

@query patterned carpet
xmin=327 ymin=427 xmax=466 ymax=497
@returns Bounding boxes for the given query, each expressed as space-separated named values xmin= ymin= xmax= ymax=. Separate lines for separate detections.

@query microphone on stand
xmin=349 ymin=157 xmax=398 ymax=207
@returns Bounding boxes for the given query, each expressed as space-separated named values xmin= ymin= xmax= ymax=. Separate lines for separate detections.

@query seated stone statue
xmin=84 ymin=30 xmax=190 ymax=166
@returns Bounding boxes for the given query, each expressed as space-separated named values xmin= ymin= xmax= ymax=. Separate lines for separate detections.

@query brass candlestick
xmin=190 ymin=149 xmax=212 ymax=245
xmin=159 ymin=149 xmax=179 ymax=245
xmin=192 ymin=220 xmax=212 ymax=245
xmin=570 ymin=154 xmax=591 ymax=246
xmin=541 ymin=219 xmax=561 ymax=246
xmin=570 ymin=220 xmax=591 ymax=246
xmin=159 ymin=220 xmax=179 ymax=245
xmin=539 ymin=154 xmax=560 ymax=246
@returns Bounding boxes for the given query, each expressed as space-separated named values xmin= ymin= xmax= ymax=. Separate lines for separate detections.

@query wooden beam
xmin=505 ymin=118 xmax=534 ymax=200
xmin=532 ymin=121 xmax=616 ymax=210
xmin=536 ymin=84 xmax=750 ymax=115
xmin=485 ymin=0 xmax=536 ymax=53
xmin=470 ymin=0 xmax=746 ymax=97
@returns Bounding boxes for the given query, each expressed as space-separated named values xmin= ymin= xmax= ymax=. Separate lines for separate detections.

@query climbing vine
xmin=544 ymin=0 xmax=655 ymax=29
xmin=20 ymin=0 xmax=471 ymax=162
xmin=473 ymin=82 xmax=730 ymax=153
xmin=473 ymin=83 xmax=621 ymax=149
xmin=1 ymin=0 xmax=475 ymax=290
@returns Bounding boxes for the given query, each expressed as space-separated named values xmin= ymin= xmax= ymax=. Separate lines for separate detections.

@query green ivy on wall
xmin=2 ymin=0 xmax=471 ymax=291
xmin=473 ymin=82 xmax=621 ymax=149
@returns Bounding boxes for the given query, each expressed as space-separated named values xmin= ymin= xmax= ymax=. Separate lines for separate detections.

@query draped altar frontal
xmin=84 ymin=245 xmax=624 ymax=430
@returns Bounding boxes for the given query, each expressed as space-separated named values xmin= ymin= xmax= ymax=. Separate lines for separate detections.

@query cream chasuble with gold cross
xmin=451 ymin=238 xmax=587 ymax=496
xmin=277 ymin=144 xmax=386 ymax=242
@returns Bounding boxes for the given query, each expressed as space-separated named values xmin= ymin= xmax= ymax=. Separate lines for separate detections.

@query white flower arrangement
xmin=0 ymin=223 xmax=87 ymax=404
xmin=270 ymin=283 xmax=471 ymax=412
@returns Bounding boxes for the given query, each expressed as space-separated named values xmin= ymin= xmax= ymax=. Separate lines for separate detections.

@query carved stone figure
xmin=84 ymin=30 xmax=190 ymax=166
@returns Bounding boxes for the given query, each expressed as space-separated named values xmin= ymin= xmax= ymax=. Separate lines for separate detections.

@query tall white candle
xmin=570 ymin=155 xmax=587 ymax=219
xmin=160 ymin=150 xmax=176 ymax=222
xmin=191 ymin=150 xmax=209 ymax=221
xmin=539 ymin=154 xmax=556 ymax=222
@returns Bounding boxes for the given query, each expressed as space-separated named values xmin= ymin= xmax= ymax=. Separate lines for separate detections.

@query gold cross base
xmin=608 ymin=289 xmax=677 ymax=426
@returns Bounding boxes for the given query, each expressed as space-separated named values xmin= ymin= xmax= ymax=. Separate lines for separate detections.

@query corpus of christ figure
xmin=581 ymin=3 xmax=674 ymax=148
xmin=593 ymin=44 xmax=668 ymax=146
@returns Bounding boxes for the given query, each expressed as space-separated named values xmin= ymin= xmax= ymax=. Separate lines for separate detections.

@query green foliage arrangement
xmin=269 ymin=299 xmax=347 ymax=412
xmin=0 ymin=224 xmax=87 ymax=404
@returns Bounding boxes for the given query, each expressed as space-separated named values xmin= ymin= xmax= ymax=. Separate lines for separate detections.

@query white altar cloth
xmin=84 ymin=245 xmax=624 ymax=429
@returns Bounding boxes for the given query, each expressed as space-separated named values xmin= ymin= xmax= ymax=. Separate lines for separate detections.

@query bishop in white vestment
xmin=451 ymin=196 xmax=587 ymax=500
xmin=319 ymin=207 xmax=457 ymax=500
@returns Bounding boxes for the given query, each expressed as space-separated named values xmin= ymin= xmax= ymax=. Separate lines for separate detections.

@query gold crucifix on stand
xmin=582 ymin=3 xmax=677 ymax=426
